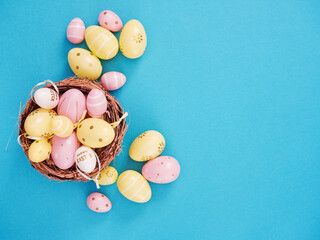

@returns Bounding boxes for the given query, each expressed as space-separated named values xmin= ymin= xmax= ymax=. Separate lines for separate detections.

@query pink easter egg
xmin=86 ymin=89 xmax=107 ymax=118
xmin=58 ymin=89 xmax=86 ymax=123
xmin=67 ymin=18 xmax=86 ymax=44
xmin=101 ymin=72 xmax=126 ymax=91
xmin=98 ymin=10 xmax=123 ymax=32
xmin=142 ymin=156 xmax=181 ymax=184
xmin=87 ymin=192 xmax=112 ymax=213
xmin=52 ymin=132 xmax=80 ymax=170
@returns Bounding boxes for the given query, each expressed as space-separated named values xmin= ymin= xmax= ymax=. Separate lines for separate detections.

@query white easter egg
xmin=34 ymin=88 xmax=59 ymax=109
xmin=75 ymin=146 xmax=97 ymax=173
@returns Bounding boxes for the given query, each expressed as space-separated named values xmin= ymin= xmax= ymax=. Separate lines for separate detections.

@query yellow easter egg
xmin=24 ymin=108 xmax=57 ymax=138
xmin=28 ymin=140 xmax=52 ymax=163
xmin=76 ymin=118 xmax=115 ymax=148
xmin=129 ymin=130 xmax=165 ymax=162
xmin=117 ymin=170 xmax=151 ymax=203
xmin=94 ymin=166 xmax=118 ymax=185
xmin=50 ymin=116 xmax=74 ymax=138
xmin=119 ymin=20 xmax=147 ymax=59
xmin=68 ymin=48 xmax=102 ymax=80
xmin=85 ymin=26 xmax=119 ymax=60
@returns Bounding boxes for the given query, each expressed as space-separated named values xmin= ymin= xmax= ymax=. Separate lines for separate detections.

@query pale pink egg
xmin=142 ymin=156 xmax=181 ymax=184
xmin=52 ymin=132 xmax=80 ymax=170
xmin=87 ymin=192 xmax=112 ymax=213
xmin=86 ymin=89 xmax=107 ymax=118
xmin=67 ymin=18 xmax=85 ymax=44
xmin=98 ymin=10 xmax=123 ymax=32
xmin=101 ymin=72 xmax=126 ymax=91
xmin=58 ymin=89 xmax=86 ymax=123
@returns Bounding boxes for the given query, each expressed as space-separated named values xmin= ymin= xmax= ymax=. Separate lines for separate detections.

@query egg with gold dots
xmin=28 ymin=140 xmax=52 ymax=163
xmin=94 ymin=166 xmax=118 ymax=185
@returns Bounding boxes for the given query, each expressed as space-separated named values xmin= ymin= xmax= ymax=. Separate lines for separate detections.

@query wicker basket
xmin=19 ymin=77 xmax=127 ymax=181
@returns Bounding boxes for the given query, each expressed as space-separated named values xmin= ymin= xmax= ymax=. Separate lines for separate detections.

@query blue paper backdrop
xmin=1 ymin=1 xmax=320 ymax=239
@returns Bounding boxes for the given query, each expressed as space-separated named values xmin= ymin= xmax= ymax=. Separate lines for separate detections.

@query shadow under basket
xmin=19 ymin=77 xmax=127 ymax=181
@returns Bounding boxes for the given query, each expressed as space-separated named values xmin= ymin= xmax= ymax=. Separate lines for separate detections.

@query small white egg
xmin=34 ymin=88 xmax=59 ymax=109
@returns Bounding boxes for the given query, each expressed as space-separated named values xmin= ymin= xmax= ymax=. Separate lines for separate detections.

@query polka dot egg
xmin=28 ymin=140 xmax=51 ymax=163
xmin=94 ymin=166 xmax=118 ymax=185
xmin=142 ymin=156 xmax=181 ymax=184
xmin=98 ymin=10 xmax=123 ymax=32
xmin=87 ymin=192 xmax=112 ymax=213
xmin=76 ymin=118 xmax=115 ymax=148
xmin=86 ymin=89 xmax=108 ymax=118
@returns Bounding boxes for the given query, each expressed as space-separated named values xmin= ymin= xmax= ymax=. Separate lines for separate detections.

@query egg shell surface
xmin=142 ymin=156 xmax=181 ymax=184
xmin=129 ymin=130 xmax=165 ymax=161
xmin=28 ymin=140 xmax=52 ymax=163
xmin=34 ymin=88 xmax=59 ymax=109
xmin=117 ymin=170 xmax=151 ymax=203
xmin=52 ymin=132 xmax=80 ymax=170
xmin=75 ymin=146 xmax=97 ymax=173
xmin=67 ymin=18 xmax=85 ymax=44
xmin=101 ymin=72 xmax=126 ymax=91
xmin=98 ymin=10 xmax=123 ymax=32
xmin=94 ymin=166 xmax=118 ymax=185
xmin=86 ymin=89 xmax=108 ymax=118
xmin=87 ymin=192 xmax=112 ymax=213
xmin=57 ymin=89 xmax=86 ymax=123
xmin=50 ymin=115 xmax=74 ymax=138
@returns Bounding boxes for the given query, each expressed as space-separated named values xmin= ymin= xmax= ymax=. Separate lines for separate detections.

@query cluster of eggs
xmin=86 ymin=130 xmax=181 ymax=213
xmin=66 ymin=10 xmax=147 ymax=91
xmin=26 ymin=86 xmax=125 ymax=174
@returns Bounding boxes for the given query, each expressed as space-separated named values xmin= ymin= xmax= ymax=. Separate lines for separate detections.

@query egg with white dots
xmin=34 ymin=88 xmax=59 ymax=109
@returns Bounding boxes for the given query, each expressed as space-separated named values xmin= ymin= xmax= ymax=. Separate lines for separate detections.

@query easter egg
xmin=28 ymin=140 xmax=51 ymax=163
xmin=129 ymin=130 xmax=165 ymax=161
xmin=117 ymin=170 xmax=151 ymax=203
xmin=57 ymin=89 xmax=86 ymax=123
xmin=98 ymin=10 xmax=123 ymax=32
xmin=94 ymin=166 xmax=118 ymax=185
xmin=85 ymin=26 xmax=118 ymax=60
xmin=52 ymin=132 xmax=80 ymax=169
xmin=142 ymin=156 xmax=180 ymax=184
xmin=75 ymin=146 xmax=97 ymax=173
xmin=119 ymin=20 xmax=147 ymax=59
xmin=87 ymin=192 xmax=112 ymax=213
xmin=24 ymin=108 xmax=57 ymax=138
xmin=34 ymin=88 xmax=59 ymax=109
xmin=50 ymin=115 xmax=74 ymax=138
xmin=76 ymin=118 xmax=115 ymax=148
xmin=68 ymin=48 xmax=102 ymax=80
xmin=101 ymin=72 xmax=126 ymax=91
xmin=67 ymin=18 xmax=85 ymax=44
xmin=86 ymin=89 xmax=107 ymax=118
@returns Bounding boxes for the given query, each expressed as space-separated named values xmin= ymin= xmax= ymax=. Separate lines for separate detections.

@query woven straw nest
xmin=19 ymin=77 xmax=127 ymax=181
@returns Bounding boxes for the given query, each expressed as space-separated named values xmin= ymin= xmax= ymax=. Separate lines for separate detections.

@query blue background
xmin=1 ymin=1 xmax=320 ymax=239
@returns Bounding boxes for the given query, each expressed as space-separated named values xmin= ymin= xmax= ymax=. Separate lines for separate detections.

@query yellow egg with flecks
xmin=24 ymin=108 xmax=57 ymax=138
xmin=85 ymin=25 xmax=119 ymax=60
xmin=94 ymin=166 xmax=118 ymax=185
xmin=117 ymin=170 xmax=151 ymax=203
xmin=50 ymin=115 xmax=74 ymax=138
xmin=28 ymin=140 xmax=52 ymax=163
xmin=129 ymin=130 xmax=165 ymax=162
xmin=119 ymin=20 xmax=147 ymax=59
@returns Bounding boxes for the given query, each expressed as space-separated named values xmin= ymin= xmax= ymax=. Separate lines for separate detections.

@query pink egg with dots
xmin=142 ymin=156 xmax=181 ymax=184
xmin=98 ymin=10 xmax=123 ymax=32
xmin=67 ymin=18 xmax=85 ymax=44
xmin=101 ymin=72 xmax=126 ymax=91
xmin=86 ymin=89 xmax=108 ymax=118
xmin=87 ymin=192 xmax=112 ymax=213
xmin=52 ymin=132 xmax=80 ymax=170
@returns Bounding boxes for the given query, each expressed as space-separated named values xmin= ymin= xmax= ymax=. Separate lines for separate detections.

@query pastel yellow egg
xmin=119 ymin=20 xmax=147 ymax=59
xmin=68 ymin=48 xmax=102 ymax=80
xmin=94 ymin=166 xmax=118 ymax=185
xmin=28 ymin=140 xmax=52 ymax=163
xmin=50 ymin=116 xmax=74 ymax=138
xmin=129 ymin=130 xmax=165 ymax=161
xmin=85 ymin=26 xmax=119 ymax=60
xmin=117 ymin=170 xmax=151 ymax=203
xmin=76 ymin=118 xmax=115 ymax=148
xmin=24 ymin=108 xmax=57 ymax=138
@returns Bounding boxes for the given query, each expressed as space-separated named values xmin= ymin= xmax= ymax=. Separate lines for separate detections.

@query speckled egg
xmin=142 ymin=156 xmax=180 ymax=184
xmin=94 ymin=166 xmax=118 ymax=185
xmin=67 ymin=18 xmax=85 ymax=44
xmin=28 ymin=140 xmax=51 ymax=163
xmin=87 ymin=192 xmax=112 ymax=213
xmin=98 ymin=10 xmax=123 ymax=32
xmin=68 ymin=48 xmax=102 ymax=80
xmin=101 ymin=72 xmax=126 ymax=91
xmin=129 ymin=130 xmax=165 ymax=161
xmin=117 ymin=170 xmax=151 ymax=203
xmin=86 ymin=89 xmax=108 ymax=118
